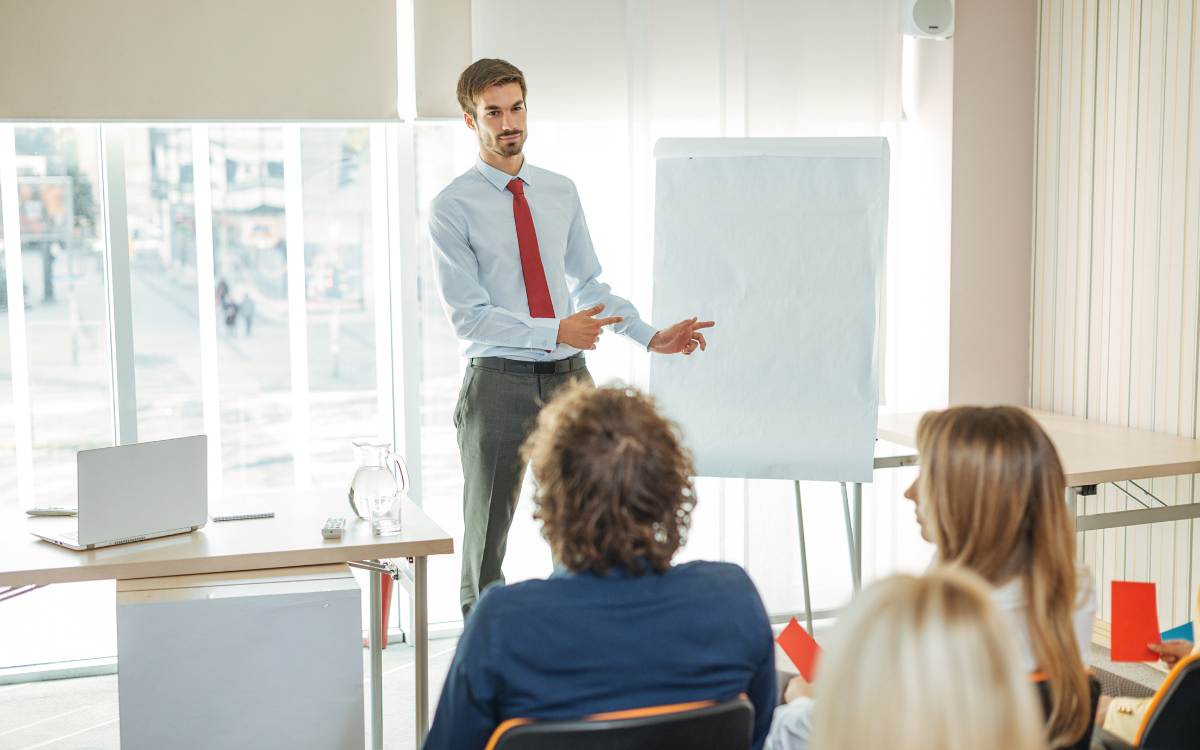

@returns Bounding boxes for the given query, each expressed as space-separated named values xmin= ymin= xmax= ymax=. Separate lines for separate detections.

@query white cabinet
xmin=117 ymin=564 xmax=364 ymax=749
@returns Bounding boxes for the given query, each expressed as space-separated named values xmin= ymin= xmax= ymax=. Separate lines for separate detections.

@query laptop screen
xmin=76 ymin=435 xmax=207 ymax=545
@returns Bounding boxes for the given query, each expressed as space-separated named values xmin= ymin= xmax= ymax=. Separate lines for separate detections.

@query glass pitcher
xmin=348 ymin=442 xmax=408 ymax=535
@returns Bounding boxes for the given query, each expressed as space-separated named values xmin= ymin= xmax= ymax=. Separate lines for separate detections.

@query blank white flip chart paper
xmin=650 ymin=138 xmax=889 ymax=482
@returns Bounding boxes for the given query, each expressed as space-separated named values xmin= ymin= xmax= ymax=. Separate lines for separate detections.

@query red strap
xmin=507 ymin=179 xmax=555 ymax=318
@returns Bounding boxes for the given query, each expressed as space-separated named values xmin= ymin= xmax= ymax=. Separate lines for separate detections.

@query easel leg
xmin=852 ymin=482 xmax=863 ymax=592
xmin=840 ymin=483 xmax=855 ymax=588
xmin=794 ymin=480 xmax=813 ymax=634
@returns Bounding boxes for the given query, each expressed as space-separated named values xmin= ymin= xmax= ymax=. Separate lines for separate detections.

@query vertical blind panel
xmin=1032 ymin=0 xmax=1200 ymax=629
xmin=0 ymin=0 xmax=399 ymax=121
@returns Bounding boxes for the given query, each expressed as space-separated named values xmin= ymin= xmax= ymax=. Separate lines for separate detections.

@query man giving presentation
xmin=430 ymin=58 xmax=714 ymax=615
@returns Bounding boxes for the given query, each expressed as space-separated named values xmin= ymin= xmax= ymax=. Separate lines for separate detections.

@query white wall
xmin=1032 ymin=0 xmax=1200 ymax=629
xmin=949 ymin=0 xmax=1038 ymax=406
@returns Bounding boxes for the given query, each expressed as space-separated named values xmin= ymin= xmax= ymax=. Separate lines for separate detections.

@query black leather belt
xmin=469 ymin=353 xmax=587 ymax=375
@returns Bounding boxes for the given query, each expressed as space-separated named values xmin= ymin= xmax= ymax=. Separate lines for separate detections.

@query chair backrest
xmin=488 ymin=698 xmax=755 ymax=750
xmin=1031 ymin=673 xmax=1101 ymax=750
xmin=1135 ymin=652 xmax=1200 ymax=748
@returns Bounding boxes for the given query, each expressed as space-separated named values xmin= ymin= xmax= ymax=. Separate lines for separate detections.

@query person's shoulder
xmin=671 ymin=561 xmax=771 ymax=633
xmin=471 ymin=576 xmax=561 ymax=620
xmin=988 ymin=576 xmax=1025 ymax=612
xmin=1074 ymin=564 xmax=1098 ymax=613
xmin=525 ymin=164 xmax=576 ymax=193
xmin=672 ymin=560 xmax=761 ymax=596
xmin=431 ymin=167 xmax=486 ymax=215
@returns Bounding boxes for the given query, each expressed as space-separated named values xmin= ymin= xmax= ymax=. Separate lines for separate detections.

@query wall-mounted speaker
xmin=901 ymin=0 xmax=954 ymax=40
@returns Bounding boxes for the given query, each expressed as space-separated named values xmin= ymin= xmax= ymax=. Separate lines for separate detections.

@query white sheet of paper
xmin=650 ymin=138 xmax=889 ymax=482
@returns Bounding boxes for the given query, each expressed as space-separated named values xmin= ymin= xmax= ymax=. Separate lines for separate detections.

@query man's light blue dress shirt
xmin=430 ymin=157 xmax=657 ymax=361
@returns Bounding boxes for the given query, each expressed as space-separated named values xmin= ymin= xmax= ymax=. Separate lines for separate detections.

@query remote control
xmin=26 ymin=506 xmax=78 ymax=517
xmin=321 ymin=517 xmax=345 ymax=539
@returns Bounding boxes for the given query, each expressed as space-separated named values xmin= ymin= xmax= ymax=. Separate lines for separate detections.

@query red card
xmin=776 ymin=617 xmax=821 ymax=681
xmin=1111 ymin=581 xmax=1161 ymax=662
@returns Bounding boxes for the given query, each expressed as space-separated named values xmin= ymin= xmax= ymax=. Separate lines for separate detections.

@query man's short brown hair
xmin=522 ymin=382 xmax=696 ymax=576
xmin=456 ymin=58 xmax=527 ymax=116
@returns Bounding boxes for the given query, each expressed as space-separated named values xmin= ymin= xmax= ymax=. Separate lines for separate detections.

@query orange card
xmin=1111 ymin=581 xmax=1161 ymax=662
xmin=777 ymin=617 xmax=821 ymax=681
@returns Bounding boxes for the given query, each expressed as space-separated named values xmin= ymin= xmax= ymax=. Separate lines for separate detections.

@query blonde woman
xmin=905 ymin=406 xmax=1094 ymax=747
xmin=767 ymin=406 xmax=1094 ymax=750
xmin=810 ymin=569 xmax=1048 ymax=750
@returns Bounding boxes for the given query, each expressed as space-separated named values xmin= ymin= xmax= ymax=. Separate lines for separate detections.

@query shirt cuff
xmin=623 ymin=319 xmax=658 ymax=351
xmin=529 ymin=318 xmax=560 ymax=351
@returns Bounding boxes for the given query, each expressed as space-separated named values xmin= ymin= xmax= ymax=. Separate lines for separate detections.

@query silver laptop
xmin=32 ymin=435 xmax=208 ymax=551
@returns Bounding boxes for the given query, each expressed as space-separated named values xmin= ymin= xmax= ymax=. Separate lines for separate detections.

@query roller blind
xmin=415 ymin=0 xmax=472 ymax=119
xmin=0 ymin=0 xmax=399 ymax=121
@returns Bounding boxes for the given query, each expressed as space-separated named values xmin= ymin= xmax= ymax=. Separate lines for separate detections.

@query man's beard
xmin=486 ymin=131 xmax=524 ymax=157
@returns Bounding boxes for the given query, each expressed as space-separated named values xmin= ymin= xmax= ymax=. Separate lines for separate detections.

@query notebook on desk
xmin=31 ymin=435 xmax=208 ymax=551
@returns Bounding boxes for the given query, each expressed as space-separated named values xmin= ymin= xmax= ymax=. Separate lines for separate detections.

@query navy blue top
xmin=423 ymin=560 xmax=776 ymax=750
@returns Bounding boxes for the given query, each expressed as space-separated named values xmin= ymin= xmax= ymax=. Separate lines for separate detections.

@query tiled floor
xmin=0 ymin=639 xmax=458 ymax=750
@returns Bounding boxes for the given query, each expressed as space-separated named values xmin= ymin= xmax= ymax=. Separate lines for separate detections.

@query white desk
xmin=0 ymin=488 xmax=454 ymax=750
xmin=878 ymin=409 xmax=1200 ymax=531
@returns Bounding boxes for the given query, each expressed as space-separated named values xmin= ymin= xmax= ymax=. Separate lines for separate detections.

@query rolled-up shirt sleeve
xmin=563 ymin=184 xmax=658 ymax=350
xmin=430 ymin=196 xmax=560 ymax=352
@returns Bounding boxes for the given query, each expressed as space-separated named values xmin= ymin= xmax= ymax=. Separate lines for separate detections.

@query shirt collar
xmin=475 ymin=155 xmax=533 ymax=192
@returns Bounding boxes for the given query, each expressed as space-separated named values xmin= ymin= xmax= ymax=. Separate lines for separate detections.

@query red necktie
xmin=507 ymin=178 xmax=555 ymax=318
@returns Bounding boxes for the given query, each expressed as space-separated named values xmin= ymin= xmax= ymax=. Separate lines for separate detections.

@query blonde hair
xmin=812 ymin=569 xmax=1047 ymax=750
xmin=915 ymin=406 xmax=1089 ymax=747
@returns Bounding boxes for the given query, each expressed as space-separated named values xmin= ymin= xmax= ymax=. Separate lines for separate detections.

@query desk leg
xmin=793 ymin=481 xmax=813 ymax=634
xmin=1067 ymin=486 xmax=1082 ymax=564
xmin=414 ymin=555 xmax=429 ymax=748
xmin=370 ymin=567 xmax=384 ymax=750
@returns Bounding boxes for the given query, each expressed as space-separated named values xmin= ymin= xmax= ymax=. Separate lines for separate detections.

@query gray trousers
xmin=454 ymin=361 xmax=593 ymax=615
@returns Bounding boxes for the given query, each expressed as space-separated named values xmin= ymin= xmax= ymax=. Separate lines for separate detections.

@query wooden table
xmin=0 ymin=487 xmax=454 ymax=750
xmin=878 ymin=409 xmax=1200 ymax=531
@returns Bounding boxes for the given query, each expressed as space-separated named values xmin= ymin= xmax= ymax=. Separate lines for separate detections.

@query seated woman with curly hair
xmin=424 ymin=382 xmax=776 ymax=750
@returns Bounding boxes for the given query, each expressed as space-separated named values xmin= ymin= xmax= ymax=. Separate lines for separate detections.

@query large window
xmin=299 ymin=127 xmax=385 ymax=489
xmin=1 ymin=126 xmax=117 ymax=667
xmin=209 ymin=126 xmax=296 ymax=491
xmin=126 ymin=127 xmax=204 ymax=443
xmin=0 ymin=124 xmax=398 ymax=670
xmin=16 ymin=127 xmax=112 ymax=504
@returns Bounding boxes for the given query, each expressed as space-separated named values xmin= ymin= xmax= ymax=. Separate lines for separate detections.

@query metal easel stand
xmin=788 ymin=481 xmax=862 ymax=634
